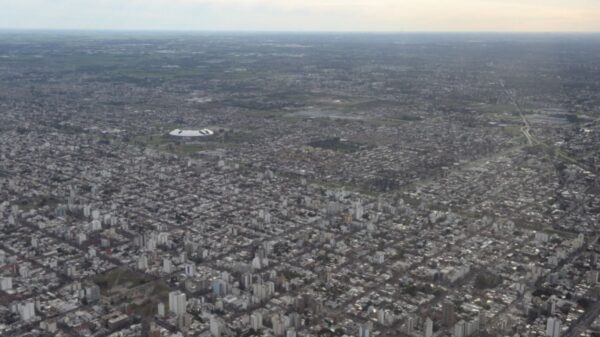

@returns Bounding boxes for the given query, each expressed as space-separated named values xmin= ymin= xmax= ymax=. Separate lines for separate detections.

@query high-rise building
xmin=157 ymin=302 xmax=165 ymax=317
xmin=272 ymin=314 xmax=285 ymax=336
xmin=212 ymin=279 xmax=228 ymax=297
xmin=169 ymin=291 xmax=187 ymax=316
xmin=137 ymin=255 xmax=148 ymax=270
xmin=442 ymin=300 xmax=456 ymax=327
xmin=424 ymin=317 xmax=433 ymax=337
xmin=19 ymin=265 xmax=29 ymax=278
xmin=353 ymin=200 xmax=364 ymax=220
xmin=185 ymin=263 xmax=196 ymax=277
xmin=465 ymin=317 xmax=480 ymax=337
xmin=210 ymin=316 xmax=223 ymax=337
xmin=549 ymin=295 xmax=558 ymax=315
xmin=41 ymin=319 xmax=57 ymax=333
xmin=18 ymin=301 xmax=35 ymax=321
xmin=251 ymin=312 xmax=263 ymax=330
xmin=378 ymin=309 xmax=386 ymax=324
xmin=287 ymin=312 xmax=300 ymax=328
xmin=453 ymin=320 xmax=465 ymax=337
xmin=85 ymin=284 xmax=101 ymax=303
xmin=252 ymin=254 xmax=269 ymax=270
xmin=359 ymin=321 xmax=373 ymax=337
xmin=162 ymin=258 xmax=172 ymax=273
xmin=146 ymin=238 xmax=157 ymax=251
xmin=0 ymin=277 xmax=12 ymax=291
xmin=266 ymin=281 xmax=275 ymax=295
xmin=375 ymin=251 xmax=385 ymax=264
xmin=546 ymin=317 xmax=561 ymax=337
xmin=405 ymin=315 xmax=416 ymax=332
xmin=242 ymin=272 xmax=253 ymax=289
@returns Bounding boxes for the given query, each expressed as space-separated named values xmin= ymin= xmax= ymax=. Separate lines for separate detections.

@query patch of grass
xmin=246 ymin=110 xmax=288 ymax=119
xmin=130 ymin=134 xmax=167 ymax=147
xmin=171 ymin=143 xmax=205 ymax=155
xmin=0 ymin=169 xmax=11 ymax=178
xmin=220 ymin=130 xmax=257 ymax=144
xmin=308 ymin=178 xmax=378 ymax=197
xmin=129 ymin=281 xmax=170 ymax=317
xmin=366 ymin=117 xmax=420 ymax=127
xmin=307 ymin=137 xmax=362 ymax=153
xmin=94 ymin=267 xmax=151 ymax=292
xmin=129 ymin=129 xmax=256 ymax=156
xmin=17 ymin=195 xmax=61 ymax=212
xmin=502 ymin=125 xmax=524 ymax=137
xmin=120 ymin=67 xmax=205 ymax=80
xmin=130 ymin=134 xmax=205 ymax=155
xmin=479 ymin=103 xmax=520 ymax=115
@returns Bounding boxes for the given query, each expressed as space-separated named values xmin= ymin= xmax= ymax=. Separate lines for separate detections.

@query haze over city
xmin=2 ymin=0 xmax=600 ymax=32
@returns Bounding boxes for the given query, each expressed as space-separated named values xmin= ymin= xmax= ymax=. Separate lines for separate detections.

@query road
xmin=563 ymin=300 xmax=600 ymax=337
xmin=499 ymin=80 xmax=534 ymax=145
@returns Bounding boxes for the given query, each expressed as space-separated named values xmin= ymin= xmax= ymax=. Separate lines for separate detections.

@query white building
xmin=0 ymin=277 xmax=12 ymax=291
xmin=185 ymin=263 xmax=196 ymax=277
xmin=210 ymin=316 xmax=223 ymax=337
xmin=18 ymin=301 xmax=35 ymax=321
xmin=163 ymin=258 xmax=172 ymax=273
xmin=169 ymin=291 xmax=187 ymax=316
xmin=546 ymin=317 xmax=561 ymax=337
xmin=169 ymin=129 xmax=214 ymax=137
xmin=137 ymin=255 xmax=148 ymax=270
xmin=157 ymin=302 xmax=165 ymax=317
xmin=272 ymin=314 xmax=285 ymax=336
xmin=359 ymin=321 xmax=373 ymax=337
xmin=251 ymin=312 xmax=263 ymax=330
xmin=424 ymin=317 xmax=433 ymax=337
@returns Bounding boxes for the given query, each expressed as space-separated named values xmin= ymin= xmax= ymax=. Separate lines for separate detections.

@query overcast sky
xmin=2 ymin=0 xmax=600 ymax=32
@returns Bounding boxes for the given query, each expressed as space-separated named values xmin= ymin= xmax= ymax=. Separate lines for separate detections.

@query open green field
xmin=93 ymin=267 xmax=152 ymax=292
xmin=17 ymin=195 xmax=61 ymax=212
xmin=129 ymin=129 xmax=256 ymax=156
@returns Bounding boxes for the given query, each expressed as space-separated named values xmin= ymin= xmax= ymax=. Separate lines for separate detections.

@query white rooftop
xmin=169 ymin=129 xmax=214 ymax=137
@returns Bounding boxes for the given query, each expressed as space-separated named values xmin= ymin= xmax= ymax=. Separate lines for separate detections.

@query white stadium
xmin=169 ymin=128 xmax=214 ymax=137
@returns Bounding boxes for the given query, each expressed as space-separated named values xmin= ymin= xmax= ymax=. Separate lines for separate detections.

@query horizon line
xmin=1 ymin=28 xmax=600 ymax=35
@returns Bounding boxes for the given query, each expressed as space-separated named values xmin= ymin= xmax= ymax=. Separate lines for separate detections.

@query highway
xmin=499 ymin=80 xmax=534 ymax=145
